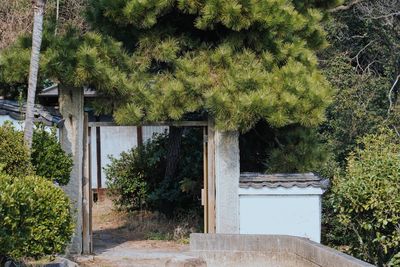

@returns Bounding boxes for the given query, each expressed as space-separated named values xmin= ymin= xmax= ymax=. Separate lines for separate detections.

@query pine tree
xmin=1 ymin=0 xmax=339 ymax=133
xmin=0 ymin=26 xmax=132 ymax=103
xmin=86 ymin=0 xmax=339 ymax=131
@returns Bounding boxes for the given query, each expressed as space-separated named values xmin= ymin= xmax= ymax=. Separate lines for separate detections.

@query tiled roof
xmin=39 ymin=85 xmax=96 ymax=97
xmin=0 ymin=100 xmax=63 ymax=127
xmin=239 ymin=172 xmax=329 ymax=189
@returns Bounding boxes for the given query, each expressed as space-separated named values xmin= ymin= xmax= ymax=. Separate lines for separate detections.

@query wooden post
xmin=203 ymin=126 xmax=208 ymax=233
xmin=82 ymin=113 xmax=92 ymax=254
xmin=207 ymin=120 xmax=216 ymax=233
xmin=96 ymin=125 xmax=101 ymax=191
xmin=59 ymin=86 xmax=84 ymax=254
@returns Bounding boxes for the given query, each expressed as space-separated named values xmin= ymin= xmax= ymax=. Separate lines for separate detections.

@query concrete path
xmin=75 ymin=240 xmax=191 ymax=267
xmin=74 ymin=199 xmax=192 ymax=267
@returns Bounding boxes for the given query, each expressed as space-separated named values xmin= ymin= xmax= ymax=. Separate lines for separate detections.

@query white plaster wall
xmin=239 ymin=187 xmax=323 ymax=243
xmin=90 ymin=125 xmax=169 ymax=189
xmin=0 ymin=115 xmax=58 ymax=137
xmin=143 ymin=126 xmax=168 ymax=142
xmin=0 ymin=116 xmax=24 ymax=131
xmin=100 ymin=126 xmax=138 ymax=188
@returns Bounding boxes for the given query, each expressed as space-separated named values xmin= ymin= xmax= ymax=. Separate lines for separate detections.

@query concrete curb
xmin=190 ymin=234 xmax=375 ymax=267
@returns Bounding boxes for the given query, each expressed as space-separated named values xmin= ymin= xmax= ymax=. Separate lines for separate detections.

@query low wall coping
xmin=190 ymin=234 xmax=374 ymax=267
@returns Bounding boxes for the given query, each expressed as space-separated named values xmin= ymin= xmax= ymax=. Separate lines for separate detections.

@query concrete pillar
xmin=215 ymin=130 xmax=240 ymax=233
xmin=59 ymin=86 xmax=84 ymax=254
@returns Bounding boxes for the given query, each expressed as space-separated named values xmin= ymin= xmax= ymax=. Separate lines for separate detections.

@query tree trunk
xmin=164 ymin=126 xmax=184 ymax=181
xmin=24 ymin=0 xmax=46 ymax=149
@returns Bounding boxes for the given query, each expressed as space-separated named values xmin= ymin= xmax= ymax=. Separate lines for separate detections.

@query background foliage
xmin=329 ymin=130 xmax=400 ymax=266
xmin=32 ymin=125 xmax=73 ymax=186
xmin=0 ymin=123 xmax=72 ymax=185
xmin=0 ymin=123 xmax=33 ymax=177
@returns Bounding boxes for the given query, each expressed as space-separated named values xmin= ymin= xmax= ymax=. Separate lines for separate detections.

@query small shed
xmin=239 ymin=172 xmax=329 ymax=243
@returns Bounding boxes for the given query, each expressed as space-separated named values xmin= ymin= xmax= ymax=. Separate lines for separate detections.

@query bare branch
xmin=387 ymin=74 xmax=400 ymax=116
xmin=330 ymin=0 xmax=364 ymax=12
xmin=351 ymin=41 xmax=374 ymax=73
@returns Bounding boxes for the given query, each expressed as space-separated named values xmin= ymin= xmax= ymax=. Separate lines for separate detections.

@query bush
xmin=0 ymin=123 xmax=72 ymax=185
xmin=0 ymin=173 xmax=74 ymax=260
xmin=32 ymin=125 xmax=73 ymax=185
xmin=330 ymin=129 xmax=400 ymax=266
xmin=0 ymin=123 xmax=33 ymax=177
xmin=105 ymin=128 xmax=203 ymax=217
xmin=105 ymin=147 xmax=149 ymax=211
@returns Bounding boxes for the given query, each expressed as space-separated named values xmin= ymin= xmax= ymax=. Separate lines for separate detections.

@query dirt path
xmin=75 ymin=199 xmax=190 ymax=267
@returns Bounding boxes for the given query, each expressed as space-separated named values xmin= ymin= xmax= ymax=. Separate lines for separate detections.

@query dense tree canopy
xmin=1 ymin=0 xmax=339 ymax=132
xmin=86 ymin=0 xmax=338 ymax=131
xmin=320 ymin=0 xmax=400 ymax=163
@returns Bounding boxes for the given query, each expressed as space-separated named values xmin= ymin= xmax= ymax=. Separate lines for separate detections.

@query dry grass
xmin=92 ymin=197 xmax=200 ymax=245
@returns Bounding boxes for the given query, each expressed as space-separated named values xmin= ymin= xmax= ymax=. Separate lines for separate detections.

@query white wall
xmin=100 ymin=126 xmax=137 ymax=188
xmin=90 ymin=125 xmax=168 ymax=189
xmin=0 ymin=115 xmax=24 ymax=131
xmin=0 ymin=115 xmax=58 ymax=136
xmin=143 ymin=126 xmax=168 ymax=142
xmin=239 ymin=186 xmax=324 ymax=243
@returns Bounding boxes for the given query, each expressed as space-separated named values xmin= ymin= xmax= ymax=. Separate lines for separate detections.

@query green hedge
xmin=0 ymin=173 xmax=74 ymax=260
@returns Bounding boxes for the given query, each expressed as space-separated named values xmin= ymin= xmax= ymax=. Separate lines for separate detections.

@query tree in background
xmin=319 ymin=2 xmax=400 ymax=264
xmin=330 ymin=130 xmax=400 ymax=266
xmin=320 ymin=0 xmax=400 ymax=164
xmin=0 ymin=0 xmax=87 ymax=50
xmin=0 ymin=0 xmax=88 ymax=99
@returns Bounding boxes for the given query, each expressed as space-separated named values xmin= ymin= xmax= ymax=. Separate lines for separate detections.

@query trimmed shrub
xmin=0 ymin=123 xmax=33 ymax=177
xmin=0 ymin=173 xmax=74 ymax=260
xmin=32 ymin=125 xmax=73 ymax=186
xmin=330 ymin=129 xmax=400 ymax=266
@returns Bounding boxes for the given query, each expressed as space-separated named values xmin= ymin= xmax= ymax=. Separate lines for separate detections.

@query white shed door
xmin=239 ymin=194 xmax=321 ymax=242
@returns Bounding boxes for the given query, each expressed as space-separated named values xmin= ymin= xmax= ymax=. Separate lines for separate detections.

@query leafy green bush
xmin=105 ymin=128 xmax=203 ymax=217
xmin=0 ymin=123 xmax=72 ymax=185
xmin=0 ymin=123 xmax=33 ymax=177
xmin=105 ymin=147 xmax=150 ymax=211
xmin=0 ymin=172 xmax=74 ymax=260
xmin=330 ymin=129 xmax=400 ymax=266
xmin=32 ymin=125 xmax=73 ymax=185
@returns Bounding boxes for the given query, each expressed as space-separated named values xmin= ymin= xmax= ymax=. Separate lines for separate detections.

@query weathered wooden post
xmin=82 ymin=112 xmax=92 ymax=253
xmin=59 ymin=86 xmax=84 ymax=254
